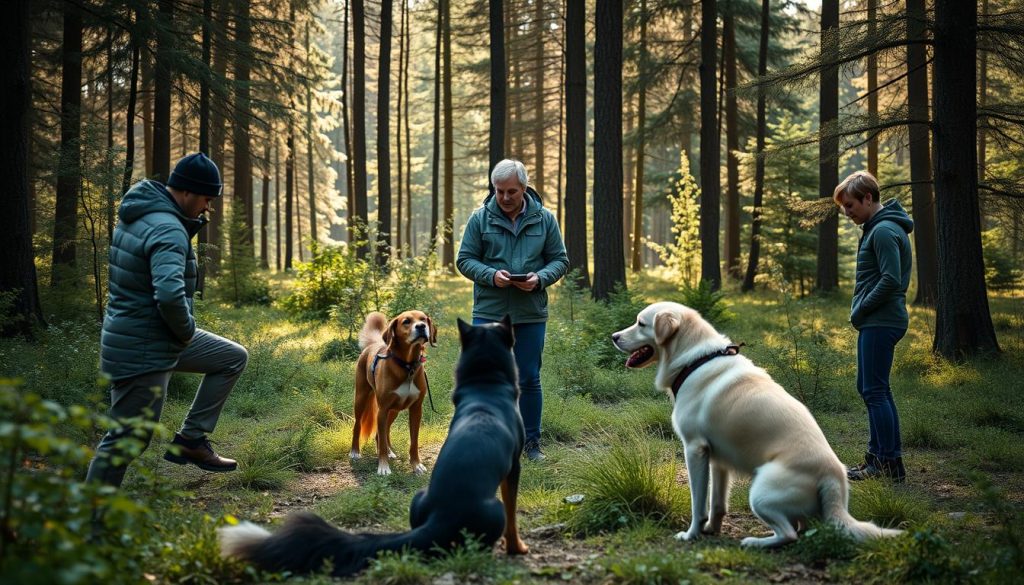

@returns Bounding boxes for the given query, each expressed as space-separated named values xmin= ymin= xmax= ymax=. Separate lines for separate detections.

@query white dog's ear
xmin=655 ymin=311 xmax=680 ymax=345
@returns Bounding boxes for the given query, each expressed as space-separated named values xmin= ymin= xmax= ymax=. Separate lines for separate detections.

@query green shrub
xmin=281 ymin=241 xmax=376 ymax=322
xmin=676 ymin=280 xmax=734 ymax=328
xmin=848 ymin=481 xmax=927 ymax=529
xmin=360 ymin=549 xmax=431 ymax=585
xmin=849 ymin=528 xmax=970 ymax=583
xmin=602 ymin=549 xmax=705 ymax=585
xmin=0 ymin=380 xmax=174 ymax=584
xmin=787 ymin=520 xmax=860 ymax=565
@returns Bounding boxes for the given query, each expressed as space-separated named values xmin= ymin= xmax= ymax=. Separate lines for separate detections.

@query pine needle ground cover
xmin=2 ymin=272 xmax=1022 ymax=584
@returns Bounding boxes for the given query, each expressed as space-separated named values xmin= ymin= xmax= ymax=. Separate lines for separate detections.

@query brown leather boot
xmin=164 ymin=433 xmax=237 ymax=472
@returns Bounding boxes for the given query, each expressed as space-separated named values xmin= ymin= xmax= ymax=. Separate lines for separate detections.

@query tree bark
xmin=533 ymin=0 xmax=546 ymax=196
xmin=152 ymin=0 xmax=173 ymax=181
xmin=977 ymin=0 xmax=988 ymax=183
xmin=275 ymin=145 xmax=281 ymax=271
xmin=286 ymin=130 xmax=295 ymax=270
xmin=742 ymin=0 xmax=769 ymax=293
xmin=340 ymin=0 xmax=354 ymax=244
xmin=197 ymin=0 xmax=212 ymax=296
xmin=376 ymin=0 xmax=393 ymax=267
xmin=906 ymin=0 xmax=938 ymax=306
xmin=489 ymin=0 xmax=507 ymax=173
xmin=305 ymin=20 xmax=318 ymax=248
xmin=442 ymin=0 xmax=454 ymax=268
xmin=564 ymin=0 xmax=589 ymax=288
xmin=430 ymin=0 xmax=441 ymax=249
xmin=207 ymin=0 xmax=228 ymax=274
xmin=931 ymin=0 xmax=999 ymax=359
xmin=723 ymin=5 xmax=741 ymax=280
xmin=352 ymin=0 xmax=369 ymax=259
xmin=592 ymin=0 xmax=625 ymax=301
xmin=866 ymin=0 xmax=877 ymax=176
xmin=1 ymin=0 xmax=45 ymax=337
xmin=631 ymin=0 xmax=648 ymax=273
xmin=699 ymin=0 xmax=721 ymax=290
xmin=142 ymin=46 xmax=153 ymax=178
xmin=261 ymin=144 xmax=270 ymax=269
xmin=402 ymin=0 xmax=412 ymax=254
xmin=51 ymin=3 xmax=83 ymax=286
xmin=816 ymin=0 xmax=839 ymax=293
xmin=396 ymin=0 xmax=405 ymax=256
xmin=232 ymin=0 xmax=253 ymax=253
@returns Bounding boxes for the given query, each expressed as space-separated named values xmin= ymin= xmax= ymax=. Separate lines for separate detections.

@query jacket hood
xmin=119 ymin=179 xmax=205 ymax=233
xmin=865 ymin=199 xmax=914 ymax=234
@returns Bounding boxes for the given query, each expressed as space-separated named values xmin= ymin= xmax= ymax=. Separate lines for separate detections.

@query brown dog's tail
xmin=359 ymin=312 xmax=387 ymax=350
xmin=358 ymin=392 xmax=378 ymax=446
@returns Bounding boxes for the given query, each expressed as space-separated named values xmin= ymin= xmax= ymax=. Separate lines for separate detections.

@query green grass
xmin=3 ymin=271 xmax=1023 ymax=584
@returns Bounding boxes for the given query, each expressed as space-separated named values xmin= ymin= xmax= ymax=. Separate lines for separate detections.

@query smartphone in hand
xmin=508 ymin=273 xmax=529 ymax=282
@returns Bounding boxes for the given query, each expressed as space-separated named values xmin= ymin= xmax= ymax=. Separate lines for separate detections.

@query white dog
xmin=612 ymin=301 xmax=901 ymax=547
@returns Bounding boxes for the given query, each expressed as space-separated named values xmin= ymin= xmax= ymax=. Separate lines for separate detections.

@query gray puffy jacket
xmin=100 ymin=180 xmax=204 ymax=381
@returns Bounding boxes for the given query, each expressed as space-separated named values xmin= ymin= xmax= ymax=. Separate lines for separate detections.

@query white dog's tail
xmin=359 ymin=312 xmax=388 ymax=349
xmin=819 ymin=476 xmax=903 ymax=541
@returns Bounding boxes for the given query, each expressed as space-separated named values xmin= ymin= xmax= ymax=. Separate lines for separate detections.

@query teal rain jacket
xmin=850 ymin=199 xmax=914 ymax=330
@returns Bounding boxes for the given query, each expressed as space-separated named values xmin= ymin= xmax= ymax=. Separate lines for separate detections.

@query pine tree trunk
xmin=489 ymin=0 xmax=507 ymax=173
xmin=742 ymin=0 xmax=769 ymax=293
xmin=142 ymin=47 xmax=154 ymax=178
xmin=533 ymin=0 xmax=546 ymax=196
xmin=232 ymin=0 xmax=253 ymax=253
xmin=815 ymin=0 xmax=839 ymax=292
xmin=867 ymin=0 xmax=878 ymax=176
xmin=699 ymin=0 xmax=721 ymax=290
xmin=286 ymin=129 xmax=295 ymax=270
xmin=430 ymin=0 xmax=441 ymax=250
xmin=152 ymin=0 xmax=173 ymax=181
xmin=441 ymin=0 xmax=454 ymax=269
xmin=51 ymin=4 xmax=83 ymax=286
xmin=396 ymin=0 xmax=406 ymax=257
xmin=121 ymin=18 xmax=140 ymax=201
xmin=340 ymin=0 xmax=354 ymax=244
xmin=906 ymin=0 xmax=938 ymax=306
xmin=931 ymin=0 xmax=999 ymax=359
xmin=305 ymin=21 xmax=317 ymax=248
xmin=723 ymin=5 xmax=741 ymax=280
xmin=1 ymin=0 xmax=45 ymax=337
xmin=207 ymin=0 xmax=228 ymax=274
xmin=197 ymin=0 xmax=212 ymax=296
xmin=261 ymin=144 xmax=270 ymax=269
xmin=977 ymin=0 xmax=988 ymax=183
xmin=564 ymin=0 xmax=589 ymax=288
xmin=556 ymin=5 xmax=565 ymax=230
xmin=275 ymin=145 xmax=281 ymax=271
xmin=592 ymin=0 xmax=625 ymax=302
xmin=631 ymin=0 xmax=648 ymax=273
xmin=376 ymin=0 xmax=393 ymax=267
xmin=353 ymin=0 xmax=369 ymax=259
xmin=403 ymin=1 xmax=412 ymax=255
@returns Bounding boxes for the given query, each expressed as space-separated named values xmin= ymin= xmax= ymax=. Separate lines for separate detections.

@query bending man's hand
xmin=493 ymin=269 xmax=513 ymax=288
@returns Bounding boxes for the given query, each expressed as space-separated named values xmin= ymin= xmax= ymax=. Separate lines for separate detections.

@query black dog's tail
xmin=219 ymin=512 xmax=428 ymax=577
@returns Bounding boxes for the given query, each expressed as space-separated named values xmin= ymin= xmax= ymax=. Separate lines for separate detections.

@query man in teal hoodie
xmin=87 ymin=153 xmax=246 ymax=488
xmin=457 ymin=159 xmax=568 ymax=461
xmin=834 ymin=171 xmax=913 ymax=482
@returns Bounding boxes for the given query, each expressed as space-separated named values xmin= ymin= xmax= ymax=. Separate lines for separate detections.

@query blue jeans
xmin=473 ymin=318 xmax=546 ymax=443
xmin=856 ymin=327 xmax=906 ymax=460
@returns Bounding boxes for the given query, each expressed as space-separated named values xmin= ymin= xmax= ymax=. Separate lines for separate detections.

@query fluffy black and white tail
xmin=219 ymin=512 xmax=424 ymax=576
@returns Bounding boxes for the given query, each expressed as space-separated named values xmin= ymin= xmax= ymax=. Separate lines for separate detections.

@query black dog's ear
xmin=498 ymin=314 xmax=515 ymax=347
xmin=384 ymin=317 xmax=400 ymax=345
xmin=457 ymin=318 xmax=472 ymax=344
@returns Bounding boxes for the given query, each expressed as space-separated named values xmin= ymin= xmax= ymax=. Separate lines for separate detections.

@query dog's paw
xmin=501 ymin=536 xmax=530 ymax=555
xmin=674 ymin=528 xmax=701 ymax=542
xmin=349 ymin=450 xmax=361 ymax=460
xmin=411 ymin=462 xmax=427 ymax=475
xmin=377 ymin=463 xmax=392 ymax=476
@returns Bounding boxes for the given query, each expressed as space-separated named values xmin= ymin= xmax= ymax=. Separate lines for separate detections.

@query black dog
xmin=218 ymin=315 xmax=528 ymax=577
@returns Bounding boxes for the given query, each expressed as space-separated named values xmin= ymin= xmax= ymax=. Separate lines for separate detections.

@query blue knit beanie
xmin=167 ymin=152 xmax=222 ymax=197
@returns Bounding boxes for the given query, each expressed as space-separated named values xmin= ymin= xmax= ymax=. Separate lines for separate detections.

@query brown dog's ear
xmin=655 ymin=311 xmax=681 ymax=346
xmin=427 ymin=315 xmax=437 ymax=347
xmin=383 ymin=317 xmax=400 ymax=345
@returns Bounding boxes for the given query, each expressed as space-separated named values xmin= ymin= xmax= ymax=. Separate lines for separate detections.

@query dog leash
xmin=670 ymin=343 xmax=745 ymax=397
xmin=372 ymin=352 xmax=439 ymax=414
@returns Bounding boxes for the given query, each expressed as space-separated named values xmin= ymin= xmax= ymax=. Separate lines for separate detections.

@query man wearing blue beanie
xmin=87 ymin=152 xmax=247 ymax=488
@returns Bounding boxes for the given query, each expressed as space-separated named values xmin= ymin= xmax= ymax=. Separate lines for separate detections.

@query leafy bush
xmin=281 ymin=241 xmax=375 ymax=322
xmin=676 ymin=280 xmax=734 ymax=328
xmin=0 ymin=380 xmax=173 ymax=584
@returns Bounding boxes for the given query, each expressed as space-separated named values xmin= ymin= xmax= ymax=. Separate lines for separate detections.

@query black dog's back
xmin=220 ymin=317 xmax=524 ymax=577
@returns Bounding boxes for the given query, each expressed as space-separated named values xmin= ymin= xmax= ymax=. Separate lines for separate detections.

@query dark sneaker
xmin=847 ymin=452 xmax=879 ymax=473
xmin=523 ymin=439 xmax=546 ymax=462
xmin=848 ymin=457 xmax=905 ymax=483
xmin=164 ymin=433 xmax=237 ymax=472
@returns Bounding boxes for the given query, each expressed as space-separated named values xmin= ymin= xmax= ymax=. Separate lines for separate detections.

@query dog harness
xmin=670 ymin=344 xmax=743 ymax=397
xmin=372 ymin=352 xmax=437 ymax=412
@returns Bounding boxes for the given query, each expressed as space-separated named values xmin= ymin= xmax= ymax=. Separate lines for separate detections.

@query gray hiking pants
xmin=85 ymin=329 xmax=248 ymax=487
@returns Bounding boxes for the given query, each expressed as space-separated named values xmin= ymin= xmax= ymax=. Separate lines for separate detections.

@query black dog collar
xmin=670 ymin=344 xmax=743 ymax=397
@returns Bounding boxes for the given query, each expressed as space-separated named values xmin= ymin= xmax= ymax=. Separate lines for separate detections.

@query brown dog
xmin=350 ymin=310 xmax=437 ymax=475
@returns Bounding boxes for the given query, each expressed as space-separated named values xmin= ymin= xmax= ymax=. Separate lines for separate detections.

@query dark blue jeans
xmin=857 ymin=326 xmax=906 ymax=460
xmin=473 ymin=318 xmax=546 ymax=443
